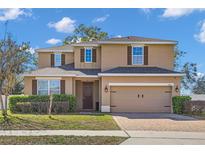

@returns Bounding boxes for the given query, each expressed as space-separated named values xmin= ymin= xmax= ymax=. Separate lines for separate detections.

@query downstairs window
xmin=37 ymin=80 xmax=60 ymax=95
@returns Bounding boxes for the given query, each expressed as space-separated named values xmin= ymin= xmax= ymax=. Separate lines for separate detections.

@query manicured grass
xmin=0 ymin=112 xmax=120 ymax=130
xmin=0 ymin=136 xmax=127 ymax=145
xmin=185 ymin=112 xmax=205 ymax=120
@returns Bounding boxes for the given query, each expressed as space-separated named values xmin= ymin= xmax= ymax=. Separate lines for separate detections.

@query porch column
xmin=101 ymin=78 xmax=111 ymax=112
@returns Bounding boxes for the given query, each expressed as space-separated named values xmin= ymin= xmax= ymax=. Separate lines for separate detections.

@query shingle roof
xmin=72 ymin=36 xmax=177 ymax=46
xmin=59 ymin=63 xmax=101 ymax=75
xmin=101 ymin=36 xmax=177 ymax=43
xmin=23 ymin=67 xmax=76 ymax=77
xmin=101 ymin=66 xmax=181 ymax=74
xmin=24 ymin=63 xmax=101 ymax=77
xmin=36 ymin=45 xmax=73 ymax=52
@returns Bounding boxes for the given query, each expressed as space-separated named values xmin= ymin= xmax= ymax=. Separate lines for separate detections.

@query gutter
xmin=98 ymin=73 xmax=185 ymax=77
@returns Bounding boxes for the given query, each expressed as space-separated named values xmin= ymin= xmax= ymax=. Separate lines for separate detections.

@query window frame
xmin=37 ymin=79 xmax=61 ymax=95
xmin=84 ymin=47 xmax=93 ymax=63
xmin=132 ymin=46 xmax=144 ymax=65
xmin=54 ymin=53 xmax=62 ymax=67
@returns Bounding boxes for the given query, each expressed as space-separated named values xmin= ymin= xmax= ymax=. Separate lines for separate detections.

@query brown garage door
xmin=110 ymin=86 xmax=172 ymax=113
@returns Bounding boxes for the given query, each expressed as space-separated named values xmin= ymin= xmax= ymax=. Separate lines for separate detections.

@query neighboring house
xmin=191 ymin=94 xmax=205 ymax=101
xmin=23 ymin=36 xmax=183 ymax=113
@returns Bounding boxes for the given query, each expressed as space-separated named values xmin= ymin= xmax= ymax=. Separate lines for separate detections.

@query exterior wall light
xmin=104 ymin=85 xmax=108 ymax=93
xmin=175 ymin=85 xmax=179 ymax=93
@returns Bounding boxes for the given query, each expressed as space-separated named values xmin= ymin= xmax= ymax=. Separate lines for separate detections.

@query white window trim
xmin=54 ymin=53 xmax=62 ymax=67
xmin=37 ymin=80 xmax=61 ymax=95
xmin=84 ymin=47 xmax=92 ymax=63
xmin=108 ymin=82 xmax=174 ymax=87
xmin=132 ymin=46 xmax=144 ymax=65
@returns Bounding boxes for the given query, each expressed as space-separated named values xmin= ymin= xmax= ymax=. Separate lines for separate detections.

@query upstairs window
xmin=85 ymin=48 xmax=92 ymax=63
xmin=132 ymin=46 xmax=144 ymax=65
xmin=54 ymin=53 xmax=62 ymax=66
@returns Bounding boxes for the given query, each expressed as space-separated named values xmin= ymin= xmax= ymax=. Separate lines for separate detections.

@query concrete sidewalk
xmin=1 ymin=130 xmax=205 ymax=144
xmin=0 ymin=130 xmax=128 ymax=137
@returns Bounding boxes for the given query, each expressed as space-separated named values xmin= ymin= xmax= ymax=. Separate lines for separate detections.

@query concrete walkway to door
xmin=112 ymin=113 xmax=205 ymax=132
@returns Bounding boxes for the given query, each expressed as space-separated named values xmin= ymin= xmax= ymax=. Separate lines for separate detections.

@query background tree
xmin=192 ymin=75 xmax=205 ymax=94
xmin=0 ymin=35 xmax=31 ymax=119
xmin=174 ymin=46 xmax=198 ymax=93
xmin=63 ymin=24 xmax=108 ymax=44
xmin=12 ymin=50 xmax=37 ymax=94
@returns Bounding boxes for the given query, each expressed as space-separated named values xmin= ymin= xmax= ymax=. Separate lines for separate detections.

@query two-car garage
xmin=110 ymin=84 xmax=173 ymax=113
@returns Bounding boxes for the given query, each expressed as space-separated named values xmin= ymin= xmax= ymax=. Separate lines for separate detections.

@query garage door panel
xmin=111 ymin=86 xmax=171 ymax=112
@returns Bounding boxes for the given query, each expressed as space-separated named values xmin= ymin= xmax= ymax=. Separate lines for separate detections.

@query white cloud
xmin=140 ymin=8 xmax=153 ymax=14
xmin=93 ymin=14 xmax=110 ymax=23
xmin=197 ymin=72 xmax=204 ymax=77
xmin=48 ymin=17 xmax=76 ymax=33
xmin=0 ymin=8 xmax=32 ymax=21
xmin=162 ymin=8 xmax=205 ymax=18
xmin=46 ymin=38 xmax=62 ymax=45
xmin=115 ymin=35 xmax=122 ymax=38
xmin=194 ymin=20 xmax=205 ymax=44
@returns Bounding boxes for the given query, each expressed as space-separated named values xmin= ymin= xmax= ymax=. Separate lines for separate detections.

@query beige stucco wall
xmin=74 ymin=46 xmax=101 ymax=69
xmin=38 ymin=52 xmax=74 ymax=68
xmin=24 ymin=76 xmax=35 ymax=95
xmin=101 ymin=44 xmax=175 ymax=71
xmin=24 ymin=76 xmax=73 ymax=95
xmin=101 ymin=76 xmax=181 ymax=108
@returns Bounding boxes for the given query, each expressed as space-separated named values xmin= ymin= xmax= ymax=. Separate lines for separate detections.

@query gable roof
xmin=99 ymin=66 xmax=184 ymax=76
xmin=102 ymin=36 xmax=177 ymax=43
xmin=23 ymin=63 xmax=101 ymax=77
xmin=36 ymin=45 xmax=73 ymax=52
xmin=24 ymin=64 xmax=184 ymax=77
xmin=101 ymin=66 xmax=181 ymax=74
xmin=72 ymin=36 xmax=177 ymax=46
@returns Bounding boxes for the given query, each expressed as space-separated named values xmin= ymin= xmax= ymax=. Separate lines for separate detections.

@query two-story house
xmin=23 ymin=36 xmax=183 ymax=113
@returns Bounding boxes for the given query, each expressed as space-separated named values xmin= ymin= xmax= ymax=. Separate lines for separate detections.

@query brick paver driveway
xmin=112 ymin=113 xmax=205 ymax=132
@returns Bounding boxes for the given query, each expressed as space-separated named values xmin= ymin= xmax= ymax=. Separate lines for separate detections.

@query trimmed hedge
xmin=172 ymin=96 xmax=192 ymax=114
xmin=9 ymin=94 xmax=77 ymax=114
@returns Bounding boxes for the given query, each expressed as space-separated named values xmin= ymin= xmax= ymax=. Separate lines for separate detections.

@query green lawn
xmin=185 ymin=112 xmax=205 ymax=120
xmin=0 ymin=112 xmax=120 ymax=130
xmin=0 ymin=136 xmax=127 ymax=145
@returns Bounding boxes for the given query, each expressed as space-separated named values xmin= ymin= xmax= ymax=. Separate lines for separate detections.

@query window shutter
xmin=127 ymin=46 xmax=132 ymax=65
xmin=51 ymin=54 xmax=54 ymax=67
xmin=80 ymin=49 xmax=85 ymax=62
xmin=61 ymin=54 xmax=65 ymax=65
xmin=92 ymin=48 xmax=97 ymax=62
xmin=144 ymin=46 xmax=148 ymax=65
xmin=60 ymin=80 xmax=65 ymax=94
xmin=32 ymin=80 xmax=37 ymax=95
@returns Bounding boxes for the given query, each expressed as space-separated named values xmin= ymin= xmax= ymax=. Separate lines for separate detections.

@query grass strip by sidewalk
xmin=0 ymin=136 xmax=127 ymax=145
xmin=0 ymin=112 xmax=120 ymax=130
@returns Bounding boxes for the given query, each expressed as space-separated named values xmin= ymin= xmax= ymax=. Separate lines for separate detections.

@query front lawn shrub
xmin=9 ymin=95 xmax=49 ymax=112
xmin=9 ymin=94 xmax=77 ymax=114
xmin=68 ymin=95 xmax=77 ymax=112
xmin=16 ymin=102 xmax=32 ymax=113
xmin=52 ymin=102 xmax=69 ymax=113
xmin=52 ymin=94 xmax=77 ymax=112
xmin=172 ymin=96 xmax=192 ymax=114
xmin=31 ymin=102 xmax=49 ymax=113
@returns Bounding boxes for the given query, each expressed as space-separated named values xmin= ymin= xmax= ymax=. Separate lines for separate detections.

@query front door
xmin=83 ymin=82 xmax=93 ymax=109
